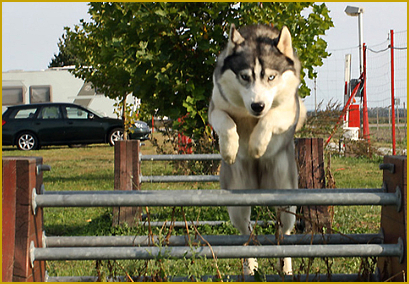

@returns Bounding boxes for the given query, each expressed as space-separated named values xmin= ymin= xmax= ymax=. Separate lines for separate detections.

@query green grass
xmin=2 ymin=138 xmax=385 ymax=280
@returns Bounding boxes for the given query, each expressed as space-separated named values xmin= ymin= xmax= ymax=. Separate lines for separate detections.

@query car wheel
xmin=109 ymin=128 xmax=124 ymax=146
xmin=16 ymin=132 xmax=39 ymax=151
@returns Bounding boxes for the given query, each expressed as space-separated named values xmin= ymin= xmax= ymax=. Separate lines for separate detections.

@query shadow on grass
xmin=44 ymin=172 xmax=113 ymax=185
xmin=45 ymin=210 xmax=113 ymax=236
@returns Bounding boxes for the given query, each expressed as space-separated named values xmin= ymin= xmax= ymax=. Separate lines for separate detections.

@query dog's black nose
xmin=251 ymin=102 xmax=265 ymax=114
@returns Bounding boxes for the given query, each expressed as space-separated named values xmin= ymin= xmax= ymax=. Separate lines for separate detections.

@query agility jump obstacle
xmin=114 ymin=138 xmax=330 ymax=229
xmin=2 ymin=142 xmax=407 ymax=282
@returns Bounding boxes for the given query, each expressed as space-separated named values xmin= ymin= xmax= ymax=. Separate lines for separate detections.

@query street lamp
xmin=345 ymin=5 xmax=364 ymax=74
xmin=345 ymin=5 xmax=370 ymax=144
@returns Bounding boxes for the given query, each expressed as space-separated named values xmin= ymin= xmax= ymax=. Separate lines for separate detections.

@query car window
xmin=38 ymin=106 xmax=62 ymax=119
xmin=65 ymin=106 xmax=89 ymax=119
xmin=12 ymin=108 xmax=38 ymax=119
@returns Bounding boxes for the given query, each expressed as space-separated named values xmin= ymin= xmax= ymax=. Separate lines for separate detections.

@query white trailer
xmin=2 ymin=67 xmax=137 ymax=117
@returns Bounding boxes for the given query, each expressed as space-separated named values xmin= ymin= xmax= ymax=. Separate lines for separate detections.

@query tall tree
xmin=56 ymin=2 xmax=333 ymax=138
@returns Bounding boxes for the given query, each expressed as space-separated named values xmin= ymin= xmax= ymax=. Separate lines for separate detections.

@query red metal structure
xmin=348 ymin=104 xmax=360 ymax=128
xmin=326 ymin=44 xmax=371 ymax=147
xmin=325 ymin=73 xmax=363 ymax=147
xmin=390 ymin=29 xmax=396 ymax=155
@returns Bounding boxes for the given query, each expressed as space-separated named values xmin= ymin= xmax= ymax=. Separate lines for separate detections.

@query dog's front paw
xmin=248 ymin=131 xmax=270 ymax=159
xmin=219 ymin=132 xmax=239 ymax=164
xmin=249 ymin=140 xmax=268 ymax=159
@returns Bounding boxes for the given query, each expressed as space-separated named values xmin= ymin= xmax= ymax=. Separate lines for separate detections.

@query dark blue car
xmin=2 ymin=102 xmax=150 ymax=150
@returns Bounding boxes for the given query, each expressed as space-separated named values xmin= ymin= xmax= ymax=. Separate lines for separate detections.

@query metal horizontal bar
xmin=34 ymin=188 xmax=398 ymax=208
xmin=141 ymin=154 xmax=221 ymax=161
xmin=139 ymin=220 xmax=274 ymax=228
xmin=46 ymin=273 xmax=379 ymax=282
xmin=141 ymin=175 xmax=219 ymax=183
xmin=32 ymin=242 xmax=403 ymax=262
xmin=44 ymin=233 xmax=383 ymax=247
xmin=42 ymin=188 xmax=386 ymax=195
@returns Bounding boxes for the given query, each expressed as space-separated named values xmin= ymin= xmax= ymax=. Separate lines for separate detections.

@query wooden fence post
xmin=295 ymin=138 xmax=331 ymax=233
xmin=378 ymin=155 xmax=407 ymax=282
xmin=2 ymin=156 xmax=45 ymax=282
xmin=2 ymin=158 xmax=16 ymax=282
xmin=112 ymin=140 xmax=142 ymax=227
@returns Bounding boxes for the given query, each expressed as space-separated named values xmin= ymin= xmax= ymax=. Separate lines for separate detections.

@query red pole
xmin=325 ymin=75 xmax=362 ymax=147
xmin=362 ymin=43 xmax=370 ymax=144
xmin=390 ymin=29 xmax=396 ymax=155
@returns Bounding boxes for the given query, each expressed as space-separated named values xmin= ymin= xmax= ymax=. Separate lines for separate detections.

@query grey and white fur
xmin=208 ymin=24 xmax=307 ymax=275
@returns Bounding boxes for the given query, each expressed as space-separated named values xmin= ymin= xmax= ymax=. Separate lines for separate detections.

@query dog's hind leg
xmin=227 ymin=206 xmax=252 ymax=235
xmin=227 ymin=206 xmax=259 ymax=275
xmin=277 ymin=206 xmax=296 ymax=275
xmin=222 ymin=160 xmax=259 ymax=275
xmin=260 ymin=149 xmax=298 ymax=275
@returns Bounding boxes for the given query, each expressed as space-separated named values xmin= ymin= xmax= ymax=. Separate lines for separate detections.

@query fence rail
xmin=141 ymin=175 xmax=219 ymax=183
xmin=141 ymin=153 xmax=222 ymax=161
xmin=31 ymin=241 xmax=403 ymax=264
xmin=32 ymin=188 xmax=401 ymax=209
xmin=46 ymin=273 xmax=378 ymax=282
xmin=44 ymin=232 xmax=384 ymax=247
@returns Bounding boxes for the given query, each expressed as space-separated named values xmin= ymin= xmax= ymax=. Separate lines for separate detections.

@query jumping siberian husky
xmin=208 ymin=24 xmax=307 ymax=275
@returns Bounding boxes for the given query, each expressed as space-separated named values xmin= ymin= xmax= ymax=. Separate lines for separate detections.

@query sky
xmin=2 ymin=2 xmax=407 ymax=110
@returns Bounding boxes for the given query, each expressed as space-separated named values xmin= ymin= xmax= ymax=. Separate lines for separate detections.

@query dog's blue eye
xmin=240 ymin=74 xmax=250 ymax=81
xmin=268 ymin=75 xmax=275 ymax=81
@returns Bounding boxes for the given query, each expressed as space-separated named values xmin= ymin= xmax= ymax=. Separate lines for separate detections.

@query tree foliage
xmin=49 ymin=35 xmax=77 ymax=68
xmin=54 ymin=2 xmax=333 ymax=138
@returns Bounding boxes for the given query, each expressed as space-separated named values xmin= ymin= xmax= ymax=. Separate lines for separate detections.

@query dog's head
xmin=217 ymin=24 xmax=300 ymax=117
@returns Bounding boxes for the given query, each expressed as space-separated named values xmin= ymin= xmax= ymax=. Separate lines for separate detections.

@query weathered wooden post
xmin=2 ymin=156 xmax=46 ymax=282
xmin=112 ymin=140 xmax=142 ymax=226
xmin=2 ymin=158 xmax=16 ymax=282
xmin=295 ymin=138 xmax=331 ymax=233
xmin=378 ymin=155 xmax=406 ymax=281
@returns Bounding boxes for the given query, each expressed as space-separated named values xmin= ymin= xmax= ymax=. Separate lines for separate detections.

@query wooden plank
xmin=295 ymin=138 xmax=330 ymax=234
xmin=3 ymin=157 xmax=45 ymax=282
xmin=113 ymin=140 xmax=141 ymax=227
xmin=2 ymin=159 xmax=17 ymax=282
xmin=305 ymin=138 xmax=313 ymax=188
xmin=378 ymin=155 xmax=407 ymax=282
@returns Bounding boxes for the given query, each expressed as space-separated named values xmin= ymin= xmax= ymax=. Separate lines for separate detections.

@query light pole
xmin=345 ymin=5 xmax=370 ymax=144
xmin=345 ymin=6 xmax=365 ymax=74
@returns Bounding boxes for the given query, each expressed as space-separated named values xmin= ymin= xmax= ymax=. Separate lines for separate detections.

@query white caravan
xmin=2 ymin=67 xmax=137 ymax=117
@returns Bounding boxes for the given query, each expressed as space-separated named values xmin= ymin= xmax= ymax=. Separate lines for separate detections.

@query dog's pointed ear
xmin=277 ymin=26 xmax=294 ymax=60
xmin=227 ymin=24 xmax=245 ymax=55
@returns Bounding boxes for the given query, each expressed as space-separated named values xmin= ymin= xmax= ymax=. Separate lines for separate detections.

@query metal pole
xmin=43 ymin=188 xmax=386 ymax=195
xmin=141 ymin=154 xmax=222 ymax=161
xmin=358 ymin=12 xmax=364 ymax=74
xmin=141 ymin=175 xmax=219 ymax=183
xmin=344 ymin=54 xmax=352 ymax=124
xmin=31 ymin=241 xmax=403 ymax=263
xmin=362 ymin=43 xmax=370 ymax=143
xmin=44 ymin=233 xmax=383 ymax=248
xmin=47 ymin=273 xmax=379 ymax=282
xmin=33 ymin=188 xmax=401 ymax=209
xmin=390 ymin=29 xmax=396 ymax=155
